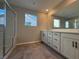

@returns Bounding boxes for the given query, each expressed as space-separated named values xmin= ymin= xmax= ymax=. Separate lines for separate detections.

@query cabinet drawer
xmin=53 ymin=38 xmax=60 ymax=52
xmin=53 ymin=41 xmax=60 ymax=49
xmin=53 ymin=32 xmax=60 ymax=38
xmin=61 ymin=33 xmax=79 ymax=40
xmin=48 ymin=32 xmax=52 ymax=37
xmin=53 ymin=38 xmax=60 ymax=44
xmin=48 ymin=36 xmax=52 ymax=40
xmin=48 ymin=31 xmax=53 ymax=41
xmin=53 ymin=44 xmax=60 ymax=52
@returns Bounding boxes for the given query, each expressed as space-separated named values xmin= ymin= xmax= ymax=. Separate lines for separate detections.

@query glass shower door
xmin=4 ymin=2 xmax=16 ymax=56
xmin=0 ymin=1 xmax=16 ymax=58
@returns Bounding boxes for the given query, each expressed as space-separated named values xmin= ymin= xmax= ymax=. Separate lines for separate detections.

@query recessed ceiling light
xmin=46 ymin=9 xmax=48 ymax=12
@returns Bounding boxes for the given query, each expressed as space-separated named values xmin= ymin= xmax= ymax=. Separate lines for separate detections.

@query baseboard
xmin=16 ymin=41 xmax=41 ymax=46
xmin=3 ymin=45 xmax=16 ymax=59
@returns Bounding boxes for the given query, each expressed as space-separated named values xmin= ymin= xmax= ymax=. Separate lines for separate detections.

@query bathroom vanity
xmin=41 ymin=29 xmax=79 ymax=59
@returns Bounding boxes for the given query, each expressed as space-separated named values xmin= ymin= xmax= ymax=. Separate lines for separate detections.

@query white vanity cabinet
xmin=41 ymin=31 xmax=48 ymax=44
xmin=41 ymin=30 xmax=79 ymax=59
xmin=41 ymin=31 xmax=61 ymax=53
xmin=53 ymin=32 xmax=61 ymax=52
xmin=61 ymin=33 xmax=79 ymax=59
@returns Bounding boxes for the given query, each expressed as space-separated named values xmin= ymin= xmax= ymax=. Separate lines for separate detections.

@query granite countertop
xmin=42 ymin=29 xmax=79 ymax=34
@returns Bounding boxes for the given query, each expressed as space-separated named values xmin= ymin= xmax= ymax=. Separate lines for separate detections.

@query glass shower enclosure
xmin=0 ymin=0 xmax=17 ymax=59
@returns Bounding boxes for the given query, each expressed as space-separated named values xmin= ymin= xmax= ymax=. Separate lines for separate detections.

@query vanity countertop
xmin=41 ymin=29 xmax=79 ymax=34
xmin=49 ymin=29 xmax=79 ymax=34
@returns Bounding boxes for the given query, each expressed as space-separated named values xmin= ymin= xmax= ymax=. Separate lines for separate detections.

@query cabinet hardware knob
xmin=72 ymin=41 xmax=74 ymax=48
xmin=75 ymin=42 xmax=77 ymax=48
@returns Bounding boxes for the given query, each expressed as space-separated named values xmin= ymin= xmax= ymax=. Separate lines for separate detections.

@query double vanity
xmin=41 ymin=29 xmax=79 ymax=59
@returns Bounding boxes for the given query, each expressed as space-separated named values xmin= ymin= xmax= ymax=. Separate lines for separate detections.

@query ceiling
xmin=7 ymin=0 xmax=63 ymax=13
xmin=55 ymin=0 xmax=79 ymax=18
xmin=7 ymin=0 xmax=79 ymax=18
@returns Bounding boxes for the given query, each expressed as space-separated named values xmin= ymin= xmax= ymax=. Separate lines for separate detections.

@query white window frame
xmin=25 ymin=13 xmax=38 ymax=27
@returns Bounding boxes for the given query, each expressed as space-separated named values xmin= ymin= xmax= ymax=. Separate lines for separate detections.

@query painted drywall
xmin=14 ymin=7 xmax=51 ymax=44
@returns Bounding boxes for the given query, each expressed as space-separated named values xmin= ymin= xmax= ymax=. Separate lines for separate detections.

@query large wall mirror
xmin=52 ymin=16 xmax=79 ymax=29
xmin=65 ymin=17 xmax=79 ymax=29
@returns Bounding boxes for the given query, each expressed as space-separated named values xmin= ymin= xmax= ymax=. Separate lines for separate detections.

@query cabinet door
xmin=75 ymin=40 xmax=79 ymax=59
xmin=61 ymin=37 xmax=75 ymax=59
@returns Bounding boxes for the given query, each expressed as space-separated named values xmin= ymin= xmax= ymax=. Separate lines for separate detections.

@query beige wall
xmin=15 ymin=7 xmax=51 ymax=44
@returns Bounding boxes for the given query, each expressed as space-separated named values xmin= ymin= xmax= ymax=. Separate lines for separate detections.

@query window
xmin=25 ymin=14 xmax=37 ymax=27
xmin=53 ymin=19 xmax=60 ymax=28
xmin=0 ymin=9 xmax=5 ymax=15
xmin=0 ymin=9 xmax=6 ymax=26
